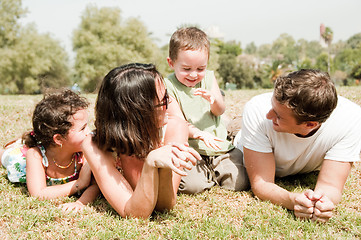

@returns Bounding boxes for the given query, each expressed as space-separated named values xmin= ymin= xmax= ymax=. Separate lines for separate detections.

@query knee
xmin=178 ymin=178 xmax=214 ymax=194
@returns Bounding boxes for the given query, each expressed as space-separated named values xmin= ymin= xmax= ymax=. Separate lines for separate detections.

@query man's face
xmin=266 ymin=96 xmax=308 ymax=135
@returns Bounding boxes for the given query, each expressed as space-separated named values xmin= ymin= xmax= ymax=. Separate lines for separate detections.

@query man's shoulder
xmin=331 ymin=96 xmax=361 ymax=120
xmin=245 ymin=92 xmax=273 ymax=110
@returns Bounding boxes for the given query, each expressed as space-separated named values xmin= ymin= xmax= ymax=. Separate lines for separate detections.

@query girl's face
xmin=155 ymin=79 xmax=169 ymax=127
xmin=63 ymin=109 xmax=90 ymax=152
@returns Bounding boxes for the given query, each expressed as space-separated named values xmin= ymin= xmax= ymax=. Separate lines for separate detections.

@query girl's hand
xmin=193 ymin=88 xmax=215 ymax=104
xmin=146 ymin=143 xmax=201 ymax=176
xmin=59 ymin=201 xmax=85 ymax=213
xmin=193 ymin=130 xmax=223 ymax=150
xmin=77 ymin=161 xmax=92 ymax=189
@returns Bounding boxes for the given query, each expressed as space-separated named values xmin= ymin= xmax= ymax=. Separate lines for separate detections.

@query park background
xmin=1 ymin=0 xmax=361 ymax=239
xmin=1 ymin=0 xmax=361 ymax=94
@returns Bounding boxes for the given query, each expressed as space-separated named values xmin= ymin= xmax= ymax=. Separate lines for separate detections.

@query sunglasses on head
xmin=155 ymin=90 xmax=169 ymax=110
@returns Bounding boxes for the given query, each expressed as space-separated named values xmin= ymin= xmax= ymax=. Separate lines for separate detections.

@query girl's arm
xmin=26 ymin=147 xmax=91 ymax=200
xmin=60 ymin=176 xmax=100 ymax=212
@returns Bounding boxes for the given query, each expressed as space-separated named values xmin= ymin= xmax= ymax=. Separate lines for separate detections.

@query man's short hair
xmin=274 ymin=69 xmax=338 ymax=124
xmin=169 ymin=27 xmax=210 ymax=61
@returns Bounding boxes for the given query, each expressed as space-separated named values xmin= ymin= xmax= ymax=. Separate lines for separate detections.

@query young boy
xmin=164 ymin=27 xmax=249 ymax=194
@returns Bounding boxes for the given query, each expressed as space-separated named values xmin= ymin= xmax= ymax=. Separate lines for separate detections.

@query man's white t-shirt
xmin=235 ymin=92 xmax=361 ymax=177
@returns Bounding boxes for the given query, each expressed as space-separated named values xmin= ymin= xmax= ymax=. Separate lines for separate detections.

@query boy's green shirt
xmin=164 ymin=70 xmax=234 ymax=156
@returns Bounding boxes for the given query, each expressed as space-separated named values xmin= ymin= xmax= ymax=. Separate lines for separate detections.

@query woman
xmin=82 ymin=63 xmax=200 ymax=218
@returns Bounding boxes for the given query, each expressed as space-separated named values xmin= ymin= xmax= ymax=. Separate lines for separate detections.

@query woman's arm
xmin=156 ymin=116 xmax=188 ymax=210
xmin=82 ymin=135 xmax=160 ymax=218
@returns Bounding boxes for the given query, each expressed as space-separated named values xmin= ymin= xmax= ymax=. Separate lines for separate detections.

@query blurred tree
xmin=345 ymin=32 xmax=361 ymax=49
xmin=215 ymin=39 xmax=242 ymax=56
xmin=217 ymin=54 xmax=254 ymax=89
xmin=0 ymin=25 xmax=70 ymax=93
xmin=320 ymin=24 xmax=333 ymax=73
xmin=332 ymin=70 xmax=348 ymax=86
xmin=296 ymin=58 xmax=313 ymax=70
xmin=73 ymin=5 xmax=161 ymax=92
xmin=244 ymin=42 xmax=257 ymax=55
xmin=314 ymin=52 xmax=330 ymax=72
xmin=0 ymin=0 xmax=70 ymax=94
xmin=0 ymin=0 xmax=26 ymax=47
xmin=334 ymin=48 xmax=361 ymax=73
xmin=350 ymin=62 xmax=361 ymax=80
xmin=257 ymin=43 xmax=272 ymax=59
xmin=296 ymin=39 xmax=323 ymax=62
xmin=270 ymin=33 xmax=297 ymax=65
xmin=333 ymin=33 xmax=361 ymax=83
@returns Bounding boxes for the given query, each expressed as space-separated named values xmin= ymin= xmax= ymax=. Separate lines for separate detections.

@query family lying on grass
xmin=1 ymin=27 xmax=361 ymax=223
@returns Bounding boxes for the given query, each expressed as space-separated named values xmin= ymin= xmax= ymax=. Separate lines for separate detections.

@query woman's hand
xmin=146 ymin=143 xmax=201 ymax=176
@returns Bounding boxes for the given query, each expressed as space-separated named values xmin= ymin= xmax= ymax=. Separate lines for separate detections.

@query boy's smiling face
xmin=167 ymin=49 xmax=208 ymax=87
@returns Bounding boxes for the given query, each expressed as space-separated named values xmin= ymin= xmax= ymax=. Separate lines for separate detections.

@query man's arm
xmin=244 ymin=147 xmax=314 ymax=213
xmin=310 ymin=159 xmax=352 ymax=222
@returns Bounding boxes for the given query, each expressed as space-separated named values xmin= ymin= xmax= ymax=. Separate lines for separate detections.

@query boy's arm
xmin=167 ymin=96 xmax=199 ymax=139
xmin=209 ymin=73 xmax=225 ymax=116
xmin=167 ymin=95 xmax=222 ymax=149
xmin=193 ymin=74 xmax=225 ymax=116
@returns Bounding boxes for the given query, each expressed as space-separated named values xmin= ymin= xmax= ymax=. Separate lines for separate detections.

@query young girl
xmin=82 ymin=63 xmax=201 ymax=218
xmin=0 ymin=89 xmax=99 ymax=212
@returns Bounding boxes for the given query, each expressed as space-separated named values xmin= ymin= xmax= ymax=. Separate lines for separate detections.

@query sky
xmin=21 ymin=0 xmax=361 ymax=58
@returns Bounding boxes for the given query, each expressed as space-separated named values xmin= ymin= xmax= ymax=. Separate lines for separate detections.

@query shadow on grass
xmin=275 ymin=171 xmax=319 ymax=192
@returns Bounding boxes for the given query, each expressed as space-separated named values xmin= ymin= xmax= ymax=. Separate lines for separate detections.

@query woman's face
xmin=155 ymin=79 xmax=169 ymax=127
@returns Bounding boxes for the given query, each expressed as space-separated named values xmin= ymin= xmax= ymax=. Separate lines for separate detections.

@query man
xmin=235 ymin=69 xmax=361 ymax=222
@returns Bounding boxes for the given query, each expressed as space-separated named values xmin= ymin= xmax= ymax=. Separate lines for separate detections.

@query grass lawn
xmin=0 ymin=87 xmax=360 ymax=239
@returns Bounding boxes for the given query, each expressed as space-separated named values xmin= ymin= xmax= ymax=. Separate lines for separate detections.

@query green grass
xmin=1 ymin=87 xmax=361 ymax=239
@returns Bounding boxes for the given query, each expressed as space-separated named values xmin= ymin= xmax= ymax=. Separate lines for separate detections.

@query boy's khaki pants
xmin=178 ymin=148 xmax=249 ymax=194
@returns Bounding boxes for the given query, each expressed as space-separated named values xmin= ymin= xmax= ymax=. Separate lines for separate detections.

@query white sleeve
xmin=325 ymin=116 xmax=361 ymax=162
xmin=240 ymin=97 xmax=273 ymax=153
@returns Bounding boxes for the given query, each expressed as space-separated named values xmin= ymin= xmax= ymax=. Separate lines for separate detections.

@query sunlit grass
xmin=0 ymin=86 xmax=360 ymax=239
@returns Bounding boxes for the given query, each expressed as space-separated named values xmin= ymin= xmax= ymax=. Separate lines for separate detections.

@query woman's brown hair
xmin=93 ymin=63 xmax=164 ymax=159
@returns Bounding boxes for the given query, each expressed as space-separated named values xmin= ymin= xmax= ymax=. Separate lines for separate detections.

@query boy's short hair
xmin=274 ymin=69 xmax=338 ymax=124
xmin=169 ymin=27 xmax=210 ymax=61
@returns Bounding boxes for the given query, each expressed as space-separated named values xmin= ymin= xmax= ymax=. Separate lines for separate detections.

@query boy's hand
xmin=193 ymin=88 xmax=215 ymax=104
xmin=193 ymin=130 xmax=223 ymax=150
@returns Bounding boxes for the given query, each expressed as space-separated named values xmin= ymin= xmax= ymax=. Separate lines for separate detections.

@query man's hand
xmin=309 ymin=190 xmax=335 ymax=223
xmin=293 ymin=190 xmax=316 ymax=220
